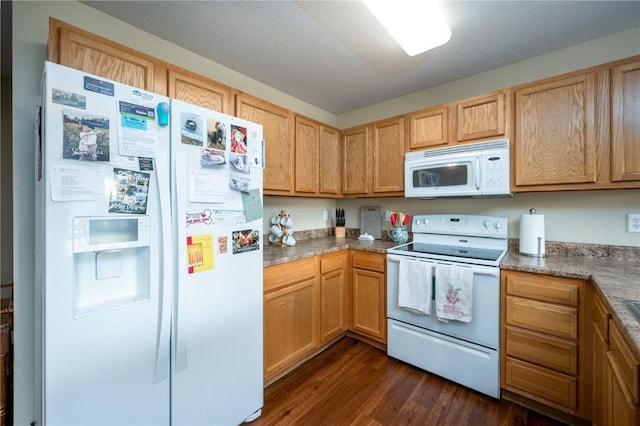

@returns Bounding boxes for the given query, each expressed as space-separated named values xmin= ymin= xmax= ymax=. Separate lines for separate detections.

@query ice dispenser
xmin=72 ymin=216 xmax=151 ymax=318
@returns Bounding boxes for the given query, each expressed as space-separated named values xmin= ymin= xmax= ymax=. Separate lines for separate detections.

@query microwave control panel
xmin=480 ymin=149 xmax=510 ymax=195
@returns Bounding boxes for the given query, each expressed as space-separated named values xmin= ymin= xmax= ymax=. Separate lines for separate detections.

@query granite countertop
xmin=264 ymin=237 xmax=640 ymax=359
xmin=263 ymin=236 xmax=395 ymax=266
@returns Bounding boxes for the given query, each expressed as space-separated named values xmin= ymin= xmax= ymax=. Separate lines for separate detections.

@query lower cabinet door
xmin=263 ymin=278 xmax=318 ymax=379
xmin=352 ymin=267 xmax=386 ymax=343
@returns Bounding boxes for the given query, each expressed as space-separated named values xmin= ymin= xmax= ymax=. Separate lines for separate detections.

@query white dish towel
xmin=435 ymin=263 xmax=474 ymax=322
xmin=398 ymin=258 xmax=433 ymax=315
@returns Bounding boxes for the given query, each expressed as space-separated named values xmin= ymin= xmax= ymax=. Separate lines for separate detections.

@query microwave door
xmin=407 ymin=158 xmax=480 ymax=197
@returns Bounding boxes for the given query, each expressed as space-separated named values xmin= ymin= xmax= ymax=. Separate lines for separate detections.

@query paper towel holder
xmin=519 ymin=208 xmax=546 ymax=258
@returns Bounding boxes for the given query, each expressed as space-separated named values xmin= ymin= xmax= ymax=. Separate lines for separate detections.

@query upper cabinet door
xmin=50 ymin=19 xmax=166 ymax=94
xmin=294 ymin=116 xmax=320 ymax=194
xmin=457 ymin=91 xmax=507 ymax=142
xmin=408 ymin=106 xmax=450 ymax=150
xmin=168 ymin=70 xmax=231 ymax=114
xmin=236 ymin=93 xmax=294 ymax=193
xmin=611 ymin=61 xmax=640 ymax=182
xmin=514 ymin=73 xmax=597 ymax=186
xmin=342 ymin=125 xmax=369 ymax=195
xmin=319 ymin=125 xmax=342 ymax=196
xmin=371 ymin=116 xmax=405 ymax=194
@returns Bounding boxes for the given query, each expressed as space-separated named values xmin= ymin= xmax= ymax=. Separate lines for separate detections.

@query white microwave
xmin=405 ymin=139 xmax=511 ymax=198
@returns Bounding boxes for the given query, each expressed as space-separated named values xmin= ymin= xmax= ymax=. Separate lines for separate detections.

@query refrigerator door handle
xmin=174 ymin=152 xmax=189 ymax=373
xmin=154 ymin=147 xmax=172 ymax=383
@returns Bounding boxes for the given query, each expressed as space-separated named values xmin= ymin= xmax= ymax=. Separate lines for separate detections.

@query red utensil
xmin=390 ymin=212 xmax=397 ymax=226
xmin=401 ymin=214 xmax=411 ymax=226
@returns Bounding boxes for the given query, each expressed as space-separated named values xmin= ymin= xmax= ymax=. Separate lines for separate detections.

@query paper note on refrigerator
xmin=186 ymin=234 xmax=214 ymax=274
xmin=50 ymin=164 xmax=105 ymax=201
xmin=241 ymin=189 xmax=262 ymax=223
xmin=117 ymin=101 xmax=159 ymax=158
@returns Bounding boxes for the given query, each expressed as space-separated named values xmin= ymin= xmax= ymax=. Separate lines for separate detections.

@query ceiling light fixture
xmin=363 ymin=0 xmax=451 ymax=56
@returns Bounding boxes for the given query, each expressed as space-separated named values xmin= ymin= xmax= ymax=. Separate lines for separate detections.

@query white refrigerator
xmin=35 ymin=62 xmax=264 ymax=426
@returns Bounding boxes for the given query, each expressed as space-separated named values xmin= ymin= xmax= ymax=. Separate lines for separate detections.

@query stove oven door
xmin=386 ymin=254 xmax=500 ymax=349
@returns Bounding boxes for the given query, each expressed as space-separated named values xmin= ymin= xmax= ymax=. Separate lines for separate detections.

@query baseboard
xmin=501 ymin=389 xmax=590 ymax=426
xmin=264 ymin=334 xmax=346 ymax=387
xmin=345 ymin=331 xmax=387 ymax=352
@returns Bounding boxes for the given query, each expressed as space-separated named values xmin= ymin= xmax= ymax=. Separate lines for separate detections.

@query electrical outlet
xmin=385 ymin=210 xmax=391 ymax=221
xmin=323 ymin=210 xmax=329 ymax=221
xmin=627 ymin=214 xmax=640 ymax=233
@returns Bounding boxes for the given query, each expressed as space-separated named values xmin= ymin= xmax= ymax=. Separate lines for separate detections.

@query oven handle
xmin=387 ymin=254 xmax=500 ymax=277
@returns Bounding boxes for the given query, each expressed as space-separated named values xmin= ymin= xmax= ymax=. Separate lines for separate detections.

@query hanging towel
xmin=435 ymin=264 xmax=474 ymax=322
xmin=398 ymin=258 xmax=433 ymax=315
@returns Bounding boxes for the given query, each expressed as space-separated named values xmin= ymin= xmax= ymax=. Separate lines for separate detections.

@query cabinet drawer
xmin=351 ymin=251 xmax=385 ymax=273
xmin=609 ymin=319 xmax=640 ymax=404
xmin=264 ymin=257 xmax=316 ymax=293
xmin=505 ymin=357 xmax=577 ymax=410
xmin=505 ymin=296 xmax=578 ymax=340
xmin=504 ymin=271 xmax=579 ymax=306
xmin=320 ymin=252 xmax=346 ymax=274
xmin=505 ymin=326 xmax=577 ymax=375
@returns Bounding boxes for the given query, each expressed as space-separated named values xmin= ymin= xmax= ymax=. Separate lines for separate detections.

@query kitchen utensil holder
xmin=334 ymin=226 xmax=345 ymax=238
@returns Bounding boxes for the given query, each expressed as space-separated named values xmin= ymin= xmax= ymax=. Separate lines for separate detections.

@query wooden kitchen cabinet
xmin=611 ymin=60 xmax=640 ymax=183
xmin=408 ymin=106 xmax=450 ymax=150
xmin=457 ymin=91 xmax=508 ymax=142
xmin=513 ymin=72 xmax=597 ymax=187
xmin=407 ymin=89 xmax=509 ymax=151
xmin=371 ymin=116 xmax=405 ymax=194
xmin=294 ymin=115 xmax=320 ymax=194
xmin=592 ymin=289 xmax=611 ymax=426
xmin=168 ymin=70 xmax=231 ymax=114
xmin=501 ymin=270 xmax=590 ymax=419
xmin=350 ymin=251 xmax=386 ymax=343
xmin=606 ymin=319 xmax=640 ymax=426
xmin=512 ymin=56 xmax=640 ymax=192
xmin=48 ymin=18 xmax=167 ymax=94
xmin=263 ymin=257 xmax=319 ymax=380
xmin=235 ymin=92 xmax=294 ymax=194
xmin=294 ymin=115 xmax=342 ymax=197
xmin=319 ymin=251 xmax=348 ymax=343
xmin=319 ymin=125 xmax=342 ymax=196
xmin=342 ymin=116 xmax=405 ymax=197
xmin=342 ymin=125 xmax=369 ymax=195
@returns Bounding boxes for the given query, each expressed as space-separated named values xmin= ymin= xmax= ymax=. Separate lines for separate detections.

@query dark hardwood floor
xmin=252 ymin=337 xmax=568 ymax=426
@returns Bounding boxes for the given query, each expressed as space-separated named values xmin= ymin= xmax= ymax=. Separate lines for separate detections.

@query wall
xmin=1 ymin=1 xmax=12 ymax=285
xmin=10 ymin=1 xmax=640 ymax=423
xmin=264 ymin=196 xmax=336 ymax=236
xmin=335 ymin=190 xmax=640 ymax=247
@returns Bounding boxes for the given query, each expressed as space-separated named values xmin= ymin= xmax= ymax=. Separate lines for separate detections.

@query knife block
xmin=334 ymin=226 xmax=345 ymax=238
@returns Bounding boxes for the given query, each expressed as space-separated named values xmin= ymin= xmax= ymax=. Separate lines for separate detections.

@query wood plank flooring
xmin=252 ymin=337 xmax=568 ymax=426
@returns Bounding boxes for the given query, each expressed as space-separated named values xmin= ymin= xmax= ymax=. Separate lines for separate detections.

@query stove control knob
xmin=482 ymin=220 xmax=490 ymax=228
xmin=494 ymin=222 xmax=502 ymax=230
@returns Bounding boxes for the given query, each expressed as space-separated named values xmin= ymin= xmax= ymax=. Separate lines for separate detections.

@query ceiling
xmin=83 ymin=1 xmax=639 ymax=115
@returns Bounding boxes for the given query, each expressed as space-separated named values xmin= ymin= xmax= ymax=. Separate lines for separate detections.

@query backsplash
xmin=509 ymin=239 xmax=640 ymax=262
xmin=264 ymin=226 xmax=640 ymax=263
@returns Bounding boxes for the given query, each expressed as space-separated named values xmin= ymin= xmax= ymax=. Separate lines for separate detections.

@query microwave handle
xmin=474 ymin=157 xmax=480 ymax=190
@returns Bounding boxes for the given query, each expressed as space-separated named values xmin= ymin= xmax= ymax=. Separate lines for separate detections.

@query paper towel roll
xmin=520 ymin=211 xmax=546 ymax=257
